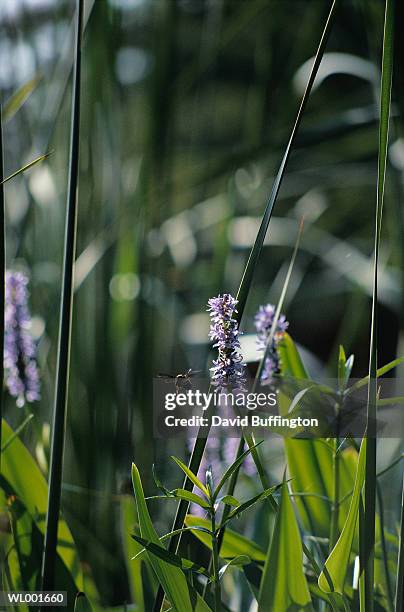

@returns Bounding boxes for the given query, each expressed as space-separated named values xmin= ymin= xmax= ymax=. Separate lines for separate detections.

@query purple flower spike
xmin=254 ymin=303 xmax=288 ymax=384
xmin=4 ymin=271 xmax=40 ymax=407
xmin=207 ymin=294 xmax=246 ymax=391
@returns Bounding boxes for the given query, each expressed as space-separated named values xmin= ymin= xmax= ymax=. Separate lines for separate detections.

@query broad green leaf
xmin=131 ymin=535 xmax=211 ymax=579
xmin=218 ymin=555 xmax=251 ymax=581
xmin=170 ymin=456 xmax=209 ymax=498
xmin=185 ymin=515 xmax=266 ymax=562
xmin=1 ymin=419 xmax=83 ymax=591
xmin=318 ymin=439 xmax=366 ymax=593
xmin=258 ymin=484 xmax=313 ymax=611
xmin=74 ymin=592 xmax=93 ymax=612
xmin=3 ymin=75 xmax=41 ymax=121
xmin=131 ymin=464 xmax=212 ymax=612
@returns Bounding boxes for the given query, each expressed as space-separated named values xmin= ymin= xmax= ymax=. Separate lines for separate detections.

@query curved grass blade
xmin=318 ymin=439 xmax=366 ymax=594
xmin=212 ymin=441 xmax=262 ymax=501
xmin=235 ymin=1 xmax=338 ymax=323
xmin=131 ymin=464 xmax=212 ymax=612
xmin=41 ymin=0 xmax=84 ymax=591
xmin=219 ymin=484 xmax=283 ymax=530
xmin=154 ymin=4 xmax=339 ymax=609
xmin=131 ymin=534 xmax=211 ymax=579
xmin=171 ymin=456 xmax=210 ymax=498
xmin=363 ymin=1 xmax=395 ymax=609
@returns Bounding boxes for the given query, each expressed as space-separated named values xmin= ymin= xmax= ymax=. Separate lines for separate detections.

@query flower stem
xmin=211 ymin=511 xmax=222 ymax=612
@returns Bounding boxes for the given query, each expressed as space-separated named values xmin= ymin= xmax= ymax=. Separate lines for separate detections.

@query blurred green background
xmin=1 ymin=0 xmax=404 ymax=606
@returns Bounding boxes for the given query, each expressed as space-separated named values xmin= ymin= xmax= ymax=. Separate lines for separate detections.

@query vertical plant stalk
xmin=395 ymin=475 xmax=404 ymax=612
xmin=0 ymin=108 xmax=4 ymax=471
xmin=210 ymin=510 xmax=222 ymax=612
xmin=153 ymin=3 xmax=338 ymax=610
xmin=362 ymin=1 xmax=394 ymax=610
xmin=329 ymin=435 xmax=340 ymax=551
xmin=41 ymin=0 xmax=83 ymax=592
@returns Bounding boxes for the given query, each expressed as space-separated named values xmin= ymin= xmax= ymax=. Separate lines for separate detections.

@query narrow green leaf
xmin=41 ymin=0 xmax=83 ymax=591
xmin=363 ymin=0 xmax=395 ymax=608
xmin=3 ymin=75 xmax=41 ymax=122
xmin=258 ymin=484 xmax=313 ymax=611
xmin=1 ymin=413 xmax=34 ymax=452
xmin=131 ymin=464 xmax=212 ymax=612
xmin=152 ymin=464 xmax=171 ymax=496
xmin=170 ymin=489 xmax=210 ymax=510
xmin=171 ymin=456 xmax=209 ymax=498
xmin=218 ymin=555 xmax=251 ymax=581
xmin=213 ymin=442 xmax=262 ymax=501
xmin=185 ymin=515 xmax=266 ymax=562
xmin=131 ymin=535 xmax=211 ymax=579
xmin=220 ymin=484 xmax=283 ymax=529
xmin=318 ymin=439 xmax=366 ymax=593
xmin=347 ymin=357 xmax=404 ymax=395
xmin=1 ymin=153 xmax=50 ymax=185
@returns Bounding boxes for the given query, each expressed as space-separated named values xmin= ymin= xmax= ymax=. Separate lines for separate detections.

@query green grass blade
xmin=0 ymin=153 xmax=50 ymax=185
xmin=131 ymin=464 xmax=212 ymax=612
xmin=131 ymin=535 xmax=211 ymax=579
xmin=363 ymin=1 xmax=395 ymax=609
xmin=318 ymin=439 xmax=366 ymax=594
xmin=213 ymin=442 xmax=262 ymax=501
xmin=395 ymin=476 xmax=404 ymax=612
xmin=235 ymin=1 xmax=338 ymax=324
xmin=258 ymin=483 xmax=313 ymax=611
xmin=170 ymin=456 xmax=209 ymax=498
xmin=3 ymin=75 xmax=41 ymax=122
xmin=41 ymin=0 xmax=84 ymax=591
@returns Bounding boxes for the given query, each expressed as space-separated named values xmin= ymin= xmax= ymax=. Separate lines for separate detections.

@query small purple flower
xmin=207 ymin=294 xmax=246 ymax=391
xmin=254 ymin=303 xmax=288 ymax=384
xmin=4 ymin=271 xmax=40 ymax=407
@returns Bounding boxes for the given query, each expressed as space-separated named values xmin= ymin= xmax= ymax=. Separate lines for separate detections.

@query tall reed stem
xmin=41 ymin=0 xmax=83 ymax=592
xmin=362 ymin=1 xmax=394 ymax=609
